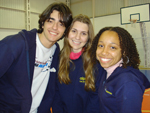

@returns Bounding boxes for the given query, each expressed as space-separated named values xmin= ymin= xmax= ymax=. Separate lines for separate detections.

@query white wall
xmin=0 ymin=29 xmax=20 ymax=40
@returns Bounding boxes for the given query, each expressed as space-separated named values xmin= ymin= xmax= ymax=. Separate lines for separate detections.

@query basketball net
xmin=129 ymin=19 xmax=137 ymax=28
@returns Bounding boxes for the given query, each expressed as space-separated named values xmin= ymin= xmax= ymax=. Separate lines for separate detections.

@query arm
xmin=116 ymin=82 xmax=143 ymax=113
xmin=85 ymin=64 xmax=105 ymax=113
xmin=0 ymin=34 xmax=25 ymax=78
xmin=0 ymin=42 xmax=15 ymax=77
xmin=51 ymin=45 xmax=64 ymax=113
xmin=85 ymin=89 xmax=100 ymax=113
xmin=52 ymin=78 xmax=64 ymax=113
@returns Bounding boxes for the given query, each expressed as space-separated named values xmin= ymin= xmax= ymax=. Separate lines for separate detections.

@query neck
xmin=38 ymin=33 xmax=55 ymax=48
xmin=104 ymin=59 xmax=123 ymax=79
xmin=70 ymin=50 xmax=82 ymax=60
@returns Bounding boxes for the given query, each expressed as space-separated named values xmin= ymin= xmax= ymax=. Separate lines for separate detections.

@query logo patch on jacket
xmin=105 ymin=88 xmax=112 ymax=95
xmin=79 ymin=77 xmax=85 ymax=83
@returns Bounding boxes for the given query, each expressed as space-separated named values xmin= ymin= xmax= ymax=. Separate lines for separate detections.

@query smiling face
xmin=68 ymin=21 xmax=89 ymax=53
xmin=96 ymin=30 xmax=122 ymax=68
xmin=39 ymin=10 xmax=66 ymax=48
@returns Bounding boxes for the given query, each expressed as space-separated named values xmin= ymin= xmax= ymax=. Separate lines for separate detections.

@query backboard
xmin=120 ymin=3 xmax=150 ymax=25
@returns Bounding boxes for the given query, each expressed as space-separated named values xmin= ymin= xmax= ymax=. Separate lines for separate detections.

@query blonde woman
xmin=52 ymin=14 xmax=104 ymax=113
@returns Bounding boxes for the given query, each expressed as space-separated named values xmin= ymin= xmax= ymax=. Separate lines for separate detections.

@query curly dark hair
xmin=37 ymin=2 xmax=72 ymax=40
xmin=90 ymin=27 xmax=140 ymax=69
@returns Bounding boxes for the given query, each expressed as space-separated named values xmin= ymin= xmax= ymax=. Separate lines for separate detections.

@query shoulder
xmin=21 ymin=29 xmax=37 ymax=43
xmin=94 ymin=62 xmax=105 ymax=78
xmin=1 ymin=29 xmax=37 ymax=45
xmin=0 ymin=31 xmax=26 ymax=54
xmin=1 ymin=32 xmax=24 ymax=45
xmin=114 ymin=67 xmax=140 ymax=83
xmin=0 ymin=29 xmax=37 ymax=56
xmin=116 ymin=67 xmax=146 ymax=83
xmin=53 ymin=42 xmax=60 ymax=55
xmin=113 ymin=67 xmax=147 ymax=91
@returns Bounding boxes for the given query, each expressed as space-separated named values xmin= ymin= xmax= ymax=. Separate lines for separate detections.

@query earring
xmin=123 ymin=52 xmax=129 ymax=64
xmin=126 ymin=56 xmax=129 ymax=64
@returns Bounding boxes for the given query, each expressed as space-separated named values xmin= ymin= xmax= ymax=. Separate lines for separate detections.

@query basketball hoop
xmin=129 ymin=19 xmax=137 ymax=28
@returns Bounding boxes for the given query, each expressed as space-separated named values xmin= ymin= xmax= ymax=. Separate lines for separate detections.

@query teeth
xmin=73 ymin=40 xmax=80 ymax=44
xmin=50 ymin=32 xmax=57 ymax=35
xmin=101 ymin=58 xmax=110 ymax=62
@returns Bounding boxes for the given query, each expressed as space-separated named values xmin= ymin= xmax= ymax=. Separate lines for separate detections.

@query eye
xmin=47 ymin=19 xmax=53 ymax=23
xmin=59 ymin=22 xmax=65 ymax=27
xmin=71 ymin=29 xmax=76 ymax=33
xmin=97 ymin=44 xmax=103 ymax=48
xmin=110 ymin=46 xmax=116 ymax=49
xmin=82 ymin=32 xmax=87 ymax=36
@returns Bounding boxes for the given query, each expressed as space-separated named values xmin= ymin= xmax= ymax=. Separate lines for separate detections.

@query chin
xmin=100 ymin=64 xmax=110 ymax=68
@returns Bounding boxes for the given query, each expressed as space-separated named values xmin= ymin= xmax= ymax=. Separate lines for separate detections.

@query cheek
xmin=61 ymin=28 xmax=66 ymax=33
xmin=42 ymin=23 xmax=49 ymax=30
xmin=82 ymin=36 xmax=88 ymax=43
xmin=96 ymin=49 xmax=100 ymax=56
xmin=96 ymin=48 xmax=101 ymax=54
xmin=113 ymin=52 xmax=122 ymax=61
xmin=68 ymin=37 xmax=72 ymax=44
xmin=96 ymin=49 xmax=101 ymax=60
xmin=68 ymin=33 xmax=74 ymax=39
xmin=67 ymin=36 xmax=73 ymax=45
xmin=117 ymin=53 xmax=122 ymax=60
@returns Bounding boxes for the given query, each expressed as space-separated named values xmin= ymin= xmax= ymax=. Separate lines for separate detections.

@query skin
xmin=38 ymin=10 xmax=66 ymax=48
xmin=68 ymin=21 xmax=89 ymax=53
xmin=96 ymin=30 xmax=122 ymax=68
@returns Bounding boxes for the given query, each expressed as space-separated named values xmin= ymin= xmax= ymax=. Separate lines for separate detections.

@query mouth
xmin=72 ymin=40 xmax=81 ymax=44
xmin=50 ymin=31 xmax=57 ymax=36
xmin=100 ymin=57 xmax=111 ymax=63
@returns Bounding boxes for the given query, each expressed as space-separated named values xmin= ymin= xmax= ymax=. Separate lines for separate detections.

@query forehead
xmin=99 ymin=30 xmax=120 ymax=44
xmin=72 ymin=21 xmax=88 ymax=32
xmin=50 ymin=10 xmax=63 ymax=21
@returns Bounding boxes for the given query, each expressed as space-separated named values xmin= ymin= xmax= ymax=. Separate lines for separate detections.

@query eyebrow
xmin=98 ymin=41 xmax=120 ymax=46
xmin=71 ymin=28 xmax=88 ymax=33
xmin=49 ymin=17 xmax=64 ymax=23
xmin=110 ymin=42 xmax=120 ymax=46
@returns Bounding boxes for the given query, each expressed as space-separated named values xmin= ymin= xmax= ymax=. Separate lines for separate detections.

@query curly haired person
xmin=91 ymin=27 xmax=150 ymax=113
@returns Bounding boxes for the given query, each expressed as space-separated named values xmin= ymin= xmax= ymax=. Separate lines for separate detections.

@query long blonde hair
xmin=58 ymin=14 xmax=95 ymax=91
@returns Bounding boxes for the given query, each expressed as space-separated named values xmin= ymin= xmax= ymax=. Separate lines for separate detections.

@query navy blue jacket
xmin=52 ymin=56 xmax=104 ymax=113
xmin=0 ymin=29 xmax=60 ymax=113
xmin=98 ymin=66 xmax=150 ymax=113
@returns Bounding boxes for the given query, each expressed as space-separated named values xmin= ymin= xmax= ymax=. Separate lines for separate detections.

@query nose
xmin=75 ymin=33 xmax=80 ymax=40
xmin=101 ymin=47 xmax=108 ymax=55
xmin=52 ymin=22 xmax=58 ymax=30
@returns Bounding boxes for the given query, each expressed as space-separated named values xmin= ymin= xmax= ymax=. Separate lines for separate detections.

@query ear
xmin=123 ymin=51 xmax=126 ymax=56
xmin=42 ymin=22 xmax=44 ymax=28
xmin=96 ymin=56 xmax=98 ymax=60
